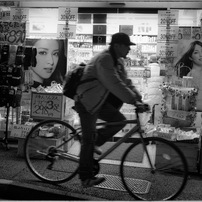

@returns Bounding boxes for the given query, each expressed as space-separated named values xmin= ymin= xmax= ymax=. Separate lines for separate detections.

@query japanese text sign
xmin=57 ymin=24 xmax=76 ymax=39
xmin=10 ymin=8 xmax=29 ymax=21
xmin=0 ymin=21 xmax=26 ymax=45
xmin=158 ymin=10 xmax=179 ymax=26
xmin=31 ymin=92 xmax=65 ymax=120
xmin=58 ymin=7 xmax=78 ymax=21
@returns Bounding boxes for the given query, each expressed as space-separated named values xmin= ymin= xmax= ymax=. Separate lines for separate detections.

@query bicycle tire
xmin=24 ymin=119 xmax=80 ymax=184
xmin=120 ymin=137 xmax=188 ymax=201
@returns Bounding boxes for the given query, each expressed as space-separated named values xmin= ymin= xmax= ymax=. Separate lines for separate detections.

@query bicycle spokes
xmin=120 ymin=137 xmax=188 ymax=201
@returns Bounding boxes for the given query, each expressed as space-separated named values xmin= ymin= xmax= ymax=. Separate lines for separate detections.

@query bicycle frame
xmin=95 ymin=114 xmax=154 ymax=170
xmin=96 ymin=120 xmax=140 ymax=161
xmin=56 ymin=110 xmax=154 ymax=169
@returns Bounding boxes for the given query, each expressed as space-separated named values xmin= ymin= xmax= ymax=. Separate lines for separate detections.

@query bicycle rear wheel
xmin=120 ymin=137 xmax=188 ymax=200
xmin=24 ymin=119 xmax=80 ymax=184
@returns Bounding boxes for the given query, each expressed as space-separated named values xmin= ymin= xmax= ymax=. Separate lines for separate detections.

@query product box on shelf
xmin=30 ymin=92 xmax=66 ymax=120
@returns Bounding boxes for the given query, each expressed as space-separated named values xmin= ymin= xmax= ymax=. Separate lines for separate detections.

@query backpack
xmin=63 ymin=64 xmax=96 ymax=99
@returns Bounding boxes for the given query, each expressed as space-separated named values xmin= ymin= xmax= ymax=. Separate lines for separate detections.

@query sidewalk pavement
xmin=1 ymin=141 xmax=202 ymax=200
xmin=0 ymin=143 xmax=105 ymax=201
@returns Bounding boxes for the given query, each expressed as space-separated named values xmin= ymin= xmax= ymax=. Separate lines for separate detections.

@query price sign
xmin=58 ymin=7 xmax=78 ymax=21
xmin=57 ymin=24 xmax=76 ymax=39
xmin=157 ymin=42 xmax=177 ymax=58
xmin=31 ymin=92 xmax=65 ymax=120
xmin=0 ymin=21 xmax=26 ymax=45
xmin=158 ymin=10 xmax=179 ymax=26
xmin=10 ymin=8 xmax=29 ymax=21
xmin=167 ymin=110 xmax=188 ymax=120
xmin=158 ymin=26 xmax=179 ymax=41
xmin=10 ymin=124 xmax=33 ymax=138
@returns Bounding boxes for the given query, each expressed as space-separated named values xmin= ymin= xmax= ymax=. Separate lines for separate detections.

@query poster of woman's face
xmin=26 ymin=38 xmax=67 ymax=88
xmin=174 ymin=39 xmax=202 ymax=77
xmin=174 ymin=38 xmax=202 ymax=111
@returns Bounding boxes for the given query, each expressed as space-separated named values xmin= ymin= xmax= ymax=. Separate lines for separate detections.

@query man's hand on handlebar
xmin=134 ymin=100 xmax=151 ymax=113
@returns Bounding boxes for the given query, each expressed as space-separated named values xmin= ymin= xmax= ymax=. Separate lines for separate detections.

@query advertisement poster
xmin=25 ymin=38 xmax=67 ymax=88
xmin=173 ymin=26 xmax=202 ymax=111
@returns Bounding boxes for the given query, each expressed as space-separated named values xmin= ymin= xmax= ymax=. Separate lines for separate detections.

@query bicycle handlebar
xmin=135 ymin=103 xmax=150 ymax=113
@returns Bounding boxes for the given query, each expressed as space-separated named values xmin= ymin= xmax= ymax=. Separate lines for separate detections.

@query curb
xmin=0 ymin=179 xmax=105 ymax=200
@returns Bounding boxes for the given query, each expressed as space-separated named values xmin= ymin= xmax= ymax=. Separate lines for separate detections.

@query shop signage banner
xmin=0 ymin=21 xmax=26 ymax=45
xmin=10 ymin=8 xmax=29 ymax=21
xmin=31 ymin=92 xmax=65 ymax=120
xmin=57 ymin=24 xmax=76 ymax=39
xmin=158 ymin=10 xmax=179 ymax=26
xmin=58 ymin=7 xmax=78 ymax=21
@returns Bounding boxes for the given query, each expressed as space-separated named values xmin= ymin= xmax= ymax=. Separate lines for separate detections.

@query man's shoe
xmin=82 ymin=177 xmax=105 ymax=188
xmin=94 ymin=146 xmax=102 ymax=155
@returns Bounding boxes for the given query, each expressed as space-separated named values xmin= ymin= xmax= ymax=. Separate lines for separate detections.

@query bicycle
xmin=24 ymin=103 xmax=188 ymax=201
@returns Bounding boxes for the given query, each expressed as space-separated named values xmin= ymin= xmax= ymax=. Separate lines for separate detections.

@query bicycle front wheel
xmin=24 ymin=119 xmax=80 ymax=184
xmin=120 ymin=137 xmax=188 ymax=201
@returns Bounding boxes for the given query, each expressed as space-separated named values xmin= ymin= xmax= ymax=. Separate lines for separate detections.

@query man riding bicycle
xmin=75 ymin=32 xmax=143 ymax=187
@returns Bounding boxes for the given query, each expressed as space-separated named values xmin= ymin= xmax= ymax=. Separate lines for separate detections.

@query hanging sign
xmin=31 ymin=92 xmax=65 ymax=120
xmin=58 ymin=7 xmax=78 ymax=21
xmin=157 ymin=42 xmax=178 ymax=58
xmin=57 ymin=24 xmax=76 ymax=39
xmin=158 ymin=26 xmax=179 ymax=41
xmin=0 ymin=21 xmax=26 ymax=45
xmin=158 ymin=10 xmax=179 ymax=26
xmin=10 ymin=8 xmax=29 ymax=21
